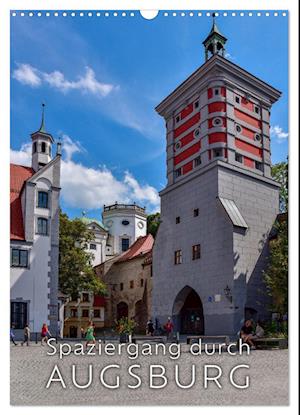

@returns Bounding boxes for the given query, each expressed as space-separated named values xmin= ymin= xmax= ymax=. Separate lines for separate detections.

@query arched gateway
xmin=172 ymin=286 xmax=204 ymax=334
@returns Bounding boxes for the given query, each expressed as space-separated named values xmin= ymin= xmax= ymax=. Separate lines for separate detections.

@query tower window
xmin=37 ymin=218 xmax=48 ymax=235
xmin=194 ymin=101 xmax=199 ymax=109
xmin=255 ymin=161 xmax=264 ymax=172
xmin=213 ymin=148 xmax=223 ymax=158
xmin=130 ymin=280 xmax=134 ymax=289
xmin=120 ymin=283 xmax=124 ymax=291
xmin=235 ymin=153 xmax=243 ymax=163
xmin=174 ymin=168 xmax=182 ymax=178
xmin=235 ymin=124 xmax=242 ymax=133
xmin=255 ymin=133 xmax=262 ymax=142
xmin=175 ymin=115 xmax=181 ymax=123
xmin=41 ymin=142 xmax=46 ymax=153
xmin=212 ymin=117 xmax=223 ymax=127
xmin=254 ymin=106 xmax=260 ymax=114
xmin=193 ymin=128 xmax=201 ymax=138
xmin=37 ymin=191 xmax=48 ymax=209
xmin=140 ymin=279 xmax=144 ymax=287
xmin=11 ymin=249 xmax=28 ymax=268
xmin=194 ymin=156 xmax=201 ymax=167
xmin=90 ymin=243 xmax=97 ymax=250
xmin=192 ymin=244 xmax=201 ymax=260
xmin=214 ymin=88 xmax=220 ymax=96
xmin=235 ymin=96 xmax=241 ymax=104
xmin=193 ymin=208 xmax=199 ymax=217
xmin=174 ymin=250 xmax=182 ymax=265
xmin=176 ymin=216 xmax=181 ymax=224
xmin=121 ymin=238 xmax=130 ymax=252
xmin=33 ymin=142 xmax=37 ymax=153
xmin=175 ymin=142 xmax=181 ymax=150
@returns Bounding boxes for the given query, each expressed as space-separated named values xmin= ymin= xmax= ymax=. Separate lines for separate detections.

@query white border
xmin=1 ymin=1 xmax=298 ymax=414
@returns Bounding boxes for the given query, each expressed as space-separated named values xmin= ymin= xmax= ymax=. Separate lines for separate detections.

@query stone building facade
xmin=10 ymin=106 xmax=61 ymax=339
xmin=152 ymin=20 xmax=281 ymax=337
xmin=95 ymin=235 xmax=153 ymax=333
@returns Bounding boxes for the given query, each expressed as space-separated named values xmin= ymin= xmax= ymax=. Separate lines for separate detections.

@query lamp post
xmin=224 ymin=285 xmax=233 ymax=303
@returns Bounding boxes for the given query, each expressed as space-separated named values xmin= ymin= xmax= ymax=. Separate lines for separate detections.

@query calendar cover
xmin=9 ymin=6 xmax=289 ymax=406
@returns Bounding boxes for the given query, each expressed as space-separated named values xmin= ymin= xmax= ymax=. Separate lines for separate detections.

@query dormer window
xmin=41 ymin=142 xmax=46 ymax=153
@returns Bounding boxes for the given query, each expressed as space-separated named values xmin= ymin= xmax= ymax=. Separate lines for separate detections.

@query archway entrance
xmin=173 ymin=286 xmax=204 ymax=334
xmin=116 ymin=302 xmax=128 ymax=320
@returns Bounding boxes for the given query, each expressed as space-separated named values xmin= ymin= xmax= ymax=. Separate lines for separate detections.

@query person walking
xmin=164 ymin=317 xmax=174 ymax=341
xmin=21 ymin=324 xmax=31 ymax=346
xmin=10 ymin=326 xmax=18 ymax=346
xmin=146 ymin=319 xmax=154 ymax=336
xmin=85 ymin=321 xmax=96 ymax=349
xmin=41 ymin=323 xmax=51 ymax=346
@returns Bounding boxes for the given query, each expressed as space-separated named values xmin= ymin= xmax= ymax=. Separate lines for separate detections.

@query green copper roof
xmin=203 ymin=17 xmax=227 ymax=45
xmin=78 ymin=216 xmax=108 ymax=231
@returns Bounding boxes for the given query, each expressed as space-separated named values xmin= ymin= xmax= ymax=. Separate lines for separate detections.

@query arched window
xmin=41 ymin=142 xmax=46 ymax=153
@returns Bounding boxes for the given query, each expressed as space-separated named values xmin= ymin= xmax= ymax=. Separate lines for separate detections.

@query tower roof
xmin=203 ymin=17 xmax=227 ymax=45
xmin=31 ymin=103 xmax=54 ymax=142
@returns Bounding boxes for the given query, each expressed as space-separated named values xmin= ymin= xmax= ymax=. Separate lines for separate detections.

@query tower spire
xmin=39 ymin=102 xmax=46 ymax=133
xmin=203 ymin=14 xmax=227 ymax=61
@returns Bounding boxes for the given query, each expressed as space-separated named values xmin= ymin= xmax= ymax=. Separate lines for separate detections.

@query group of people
xmin=146 ymin=317 xmax=174 ymax=338
xmin=240 ymin=319 xmax=265 ymax=349
xmin=10 ymin=323 xmax=52 ymax=346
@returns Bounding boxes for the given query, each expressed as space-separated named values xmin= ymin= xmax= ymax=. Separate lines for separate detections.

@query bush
xmin=115 ymin=317 xmax=136 ymax=334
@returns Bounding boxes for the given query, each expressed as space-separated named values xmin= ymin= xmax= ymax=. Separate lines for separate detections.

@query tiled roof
xmin=10 ymin=164 xmax=34 ymax=240
xmin=117 ymin=234 xmax=154 ymax=263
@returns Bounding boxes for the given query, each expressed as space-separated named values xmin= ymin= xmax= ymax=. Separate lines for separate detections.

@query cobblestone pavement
xmin=10 ymin=341 xmax=288 ymax=406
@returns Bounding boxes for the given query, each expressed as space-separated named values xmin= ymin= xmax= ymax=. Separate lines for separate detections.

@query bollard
xmin=176 ymin=331 xmax=180 ymax=344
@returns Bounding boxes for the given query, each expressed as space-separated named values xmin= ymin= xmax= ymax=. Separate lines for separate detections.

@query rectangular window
xmin=235 ymin=96 xmax=240 ymax=104
xmin=11 ymin=302 xmax=27 ymax=329
xmin=71 ymin=309 xmax=77 ymax=318
xmin=120 ymin=283 xmax=124 ymax=291
xmin=82 ymin=309 xmax=89 ymax=318
xmin=121 ymin=238 xmax=130 ymax=252
xmin=194 ymin=101 xmax=199 ymax=109
xmin=213 ymin=148 xmax=223 ymax=158
xmin=174 ymin=250 xmax=182 ymax=265
xmin=254 ymin=105 xmax=260 ymax=114
xmin=94 ymin=309 xmax=100 ymax=318
xmin=176 ymin=216 xmax=181 ymax=224
xmin=82 ymin=293 xmax=89 ymax=302
xmin=90 ymin=243 xmax=97 ymax=250
xmin=130 ymin=280 xmax=134 ymax=289
xmin=175 ymin=115 xmax=181 ymax=123
xmin=37 ymin=218 xmax=48 ymax=235
xmin=214 ymin=88 xmax=220 ymax=95
xmin=255 ymin=161 xmax=264 ymax=171
xmin=193 ymin=208 xmax=199 ymax=217
xmin=235 ymin=153 xmax=243 ymax=163
xmin=192 ymin=244 xmax=201 ymax=260
xmin=11 ymin=249 xmax=28 ymax=267
xmin=140 ymin=279 xmax=144 ymax=287
xmin=37 ymin=191 xmax=48 ymax=208
xmin=194 ymin=156 xmax=201 ymax=167
xmin=174 ymin=168 xmax=182 ymax=178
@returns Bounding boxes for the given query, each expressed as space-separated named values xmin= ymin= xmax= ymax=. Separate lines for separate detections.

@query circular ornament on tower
xmin=137 ymin=221 xmax=144 ymax=229
xmin=122 ymin=220 xmax=130 ymax=226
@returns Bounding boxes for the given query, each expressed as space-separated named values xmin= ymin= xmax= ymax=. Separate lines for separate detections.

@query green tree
xmin=271 ymin=159 xmax=288 ymax=212
xmin=59 ymin=211 xmax=106 ymax=297
xmin=147 ymin=212 xmax=161 ymax=237
xmin=263 ymin=216 xmax=288 ymax=318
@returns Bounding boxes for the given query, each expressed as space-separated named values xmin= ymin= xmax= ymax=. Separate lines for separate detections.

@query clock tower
xmin=152 ymin=19 xmax=281 ymax=336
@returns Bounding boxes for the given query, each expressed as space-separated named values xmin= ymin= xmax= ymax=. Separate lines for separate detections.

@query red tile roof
xmin=117 ymin=234 xmax=154 ymax=263
xmin=10 ymin=164 xmax=34 ymax=240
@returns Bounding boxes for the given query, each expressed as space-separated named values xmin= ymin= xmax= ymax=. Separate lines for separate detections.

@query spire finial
xmin=39 ymin=102 xmax=46 ymax=133
xmin=203 ymin=14 xmax=227 ymax=61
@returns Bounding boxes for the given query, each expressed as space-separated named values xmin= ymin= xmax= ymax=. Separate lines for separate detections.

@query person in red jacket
xmin=164 ymin=317 xmax=174 ymax=340
xmin=41 ymin=323 xmax=51 ymax=346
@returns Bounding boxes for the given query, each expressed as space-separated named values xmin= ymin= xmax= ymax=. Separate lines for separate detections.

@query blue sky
xmin=10 ymin=11 xmax=288 ymax=219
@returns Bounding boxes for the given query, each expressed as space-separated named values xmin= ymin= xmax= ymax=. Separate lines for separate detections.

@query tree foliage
xmin=263 ymin=216 xmax=288 ymax=317
xmin=147 ymin=212 xmax=161 ymax=237
xmin=271 ymin=159 xmax=288 ymax=212
xmin=264 ymin=159 xmax=288 ymax=318
xmin=59 ymin=211 xmax=106 ymax=297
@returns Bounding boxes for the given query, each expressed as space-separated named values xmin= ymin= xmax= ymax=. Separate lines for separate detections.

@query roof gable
xmin=117 ymin=234 xmax=154 ymax=263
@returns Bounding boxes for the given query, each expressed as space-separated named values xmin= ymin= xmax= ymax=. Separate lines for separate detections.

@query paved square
xmin=10 ymin=342 xmax=288 ymax=405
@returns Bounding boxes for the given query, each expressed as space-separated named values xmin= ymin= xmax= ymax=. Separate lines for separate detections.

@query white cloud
xmin=10 ymin=136 xmax=160 ymax=213
xmin=13 ymin=64 xmax=117 ymax=98
xmin=10 ymin=143 xmax=32 ymax=166
xmin=12 ymin=63 xmax=41 ymax=87
xmin=270 ymin=125 xmax=289 ymax=143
